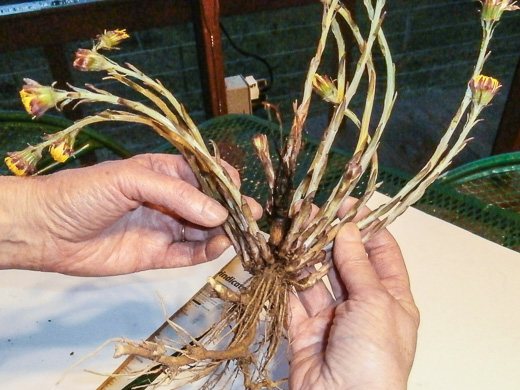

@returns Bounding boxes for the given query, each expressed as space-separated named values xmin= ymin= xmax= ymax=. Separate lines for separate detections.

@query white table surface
xmin=1 ymin=192 xmax=520 ymax=390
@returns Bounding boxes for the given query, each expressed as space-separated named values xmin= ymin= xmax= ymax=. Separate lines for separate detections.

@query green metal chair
xmin=0 ymin=111 xmax=133 ymax=175
xmin=437 ymin=152 xmax=520 ymax=213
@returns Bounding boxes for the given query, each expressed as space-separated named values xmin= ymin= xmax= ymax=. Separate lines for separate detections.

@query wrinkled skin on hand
xmin=1 ymin=154 xmax=261 ymax=276
xmin=288 ymin=210 xmax=419 ymax=390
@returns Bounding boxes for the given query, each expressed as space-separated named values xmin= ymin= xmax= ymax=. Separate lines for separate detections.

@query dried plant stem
xmin=357 ymin=16 xmax=498 ymax=236
xmin=113 ymin=327 xmax=255 ymax=368
xmin=292 ymin=0 xmax=386 ymax=207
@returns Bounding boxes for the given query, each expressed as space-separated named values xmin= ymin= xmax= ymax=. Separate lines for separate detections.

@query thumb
xmin=333 ymin=223 xmax=384 ymax=294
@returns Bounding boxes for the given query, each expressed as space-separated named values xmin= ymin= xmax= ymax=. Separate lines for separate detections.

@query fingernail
xmin=341 ymin=222 xmax=361 ymax=240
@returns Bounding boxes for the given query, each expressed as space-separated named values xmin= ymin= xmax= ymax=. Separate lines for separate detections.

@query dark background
xmin=0 ymin=0 xmax=519 ymax=173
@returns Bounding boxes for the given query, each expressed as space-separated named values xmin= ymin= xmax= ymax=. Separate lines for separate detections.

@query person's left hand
xmin=7 ymin=154 xmax=261 ymax=276
xmin=287 ymin=211 xmax=419 ymax=389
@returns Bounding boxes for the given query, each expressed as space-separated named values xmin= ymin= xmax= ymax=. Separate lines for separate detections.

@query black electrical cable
xmin=219 ymin=22 xmax=274 ymax=92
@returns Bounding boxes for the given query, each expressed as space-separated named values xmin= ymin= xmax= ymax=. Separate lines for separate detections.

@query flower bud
xmin=4 ymin=148 xmax=42 ymax=176
xmin=20 ymin=78 xmax=66 ymax=118
xmin=469 ymin=75 xmax=502 ymax=106
xmin=313 ymin=74 xmax=339 ymax=103
xmin=73 ymin=49 xmax=114 ymax=72
xmin=252 ymin=133 xmax=269 ymax=155
xmin=96 ymin=29 xmax=130 ymax=50
xmin=479 ymin=0 xmax=519 ymax=22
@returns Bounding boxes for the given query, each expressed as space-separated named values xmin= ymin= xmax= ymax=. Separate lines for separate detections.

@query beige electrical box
xmin=225 ymin=75 xmax=259 ymax=114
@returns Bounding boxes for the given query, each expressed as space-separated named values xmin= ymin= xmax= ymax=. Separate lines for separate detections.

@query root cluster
xmin=114 ymin=266 xmax=292 ymax=389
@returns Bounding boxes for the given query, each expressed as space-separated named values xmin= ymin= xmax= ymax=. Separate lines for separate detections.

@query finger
xmin=336 ymin=199 xmax=413 ymax=302
xmin=337 ymin=201 xmax=413 ymax=302
xmin=364 ymin=228 xmax=413 ymax=302
xmin=134 ymin=154 xmax=200 ymax=186
xmin=296 ymin=276 xmax=335 ymax=317
xmin=244 ymin=196 xmax=263 ymax=220
xmin=287 ymin=292 xmax=309 ymax=340
xmin=327 ymin=265 xmax=348 ymax=301
xmin=287 ymin=292 xmax=333 ymax=357
xmin=220 ymin=159 xmax=241 ymax=188
xmin=122 ymin=167 xmax=228 ymax=228
xmin=181 ymin=222 xmax=223 ymax=242
xmin=180 ymin=196 xmax=262 ymax=240
xmin=135 ymin=154 xmax=242 ymax=190
xmin=292 ymin=200 xmax=320 ymax=229
xmin=337 ymin=196 xmax=372 ymax=222
xmin=134 ymin=154 xmax=258 ymax=225
xmin=162 ymin=235 xmax=232 ymax=268
xmin=333 ymin=223 xmax=385 ymax=294
xmin=198 ymin=235 xmax=233 ymax=264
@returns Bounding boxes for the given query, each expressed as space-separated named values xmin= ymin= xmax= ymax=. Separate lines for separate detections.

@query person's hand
xmin=0 ymin=154 xmax=261 ymax=276
xmin=288 ymin=222 xmax=419 ymax=390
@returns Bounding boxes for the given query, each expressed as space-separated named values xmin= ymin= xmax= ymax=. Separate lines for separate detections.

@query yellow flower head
xmin=4 ymin=148 xmax=42 ymax=176
xmin=96 ymin=29 xmax=130 ymax=51
xmin=479 ymin=0 xmax=520 ymax=22
xmin=20 ymin=78 xmax=63 ymax=118
xmin=469 ymin=75 xmax=502 ymax=106
xmin=73 ymin=49 xmax=114 ymax=72
xmin=313 ymin=74 xmax=339 ymax=103
xmin=49 ymin=139 xmax=74 ymax=163
xmin=45 ymin=130 xmax=78 ymax=163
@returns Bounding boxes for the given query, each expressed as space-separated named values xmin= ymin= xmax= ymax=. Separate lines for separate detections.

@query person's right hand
xmin=288 ymin=222 xmax=419 ymax=390
xmin=0 ymin=154 xmax=262 ymax=276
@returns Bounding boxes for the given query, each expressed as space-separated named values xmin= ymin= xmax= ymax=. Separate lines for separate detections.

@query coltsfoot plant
xmin=5 ymin=0 xmax=518 ymax=388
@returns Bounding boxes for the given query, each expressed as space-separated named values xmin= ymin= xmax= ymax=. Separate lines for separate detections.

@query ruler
xmin=96 ymin=255 xmax=251 ymax=390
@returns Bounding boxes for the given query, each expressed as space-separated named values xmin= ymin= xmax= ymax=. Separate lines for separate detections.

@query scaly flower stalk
xmin=355 ymin=5 xmax=502 ymax=235
xmin=252 ymin=133 xmax=276 ymax=215
xmin=291 ymin=0 xmax=386 ymax=207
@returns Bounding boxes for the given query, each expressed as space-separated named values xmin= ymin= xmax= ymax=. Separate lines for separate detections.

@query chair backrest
xmin=438 ymin=152 xmax=520 ymax=213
